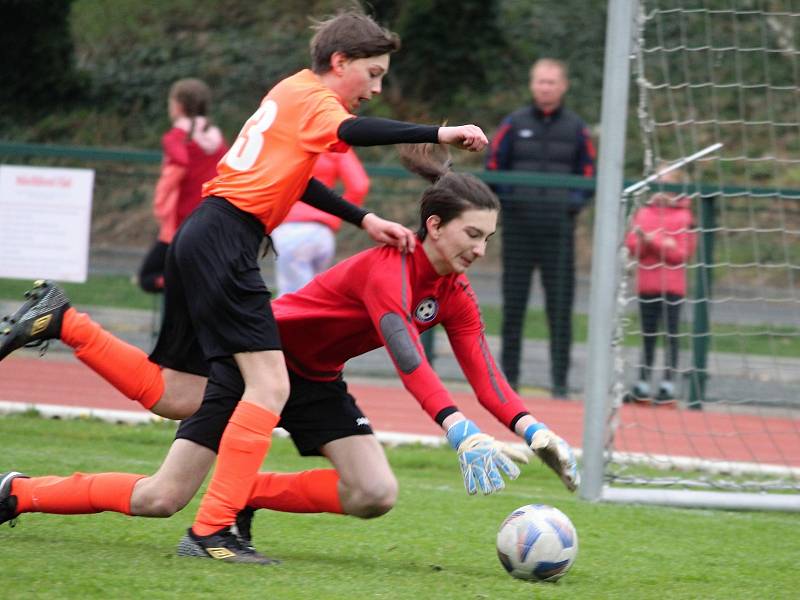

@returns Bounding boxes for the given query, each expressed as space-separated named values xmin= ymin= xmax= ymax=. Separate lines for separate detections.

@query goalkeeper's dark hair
xmin=399 ymin=144 xmax=500 ymax=241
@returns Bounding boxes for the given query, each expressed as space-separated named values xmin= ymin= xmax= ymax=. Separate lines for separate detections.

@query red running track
xmin=1 ymin=355 xmax=798 ymax=468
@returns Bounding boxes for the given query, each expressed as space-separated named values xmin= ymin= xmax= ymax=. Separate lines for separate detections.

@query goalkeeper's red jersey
xmin=272 ymin=243 xmax=528 ymax=428
xmin=202 ymin=69 xmax=352 ymax=231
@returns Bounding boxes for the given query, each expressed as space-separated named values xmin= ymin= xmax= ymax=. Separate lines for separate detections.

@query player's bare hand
xmin=361 ymin=213 xmax=416 ymax=253
xmin=438 ymin=125 xmax=488 ymax=152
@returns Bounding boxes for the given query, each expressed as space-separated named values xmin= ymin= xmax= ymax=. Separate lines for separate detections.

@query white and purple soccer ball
xmin=496 ymin=504 xmax=578 ymax=582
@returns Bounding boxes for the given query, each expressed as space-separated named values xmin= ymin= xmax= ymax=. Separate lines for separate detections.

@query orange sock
xmin=248 ymin=470 xmax=343 ymax=514
xmin=12 ymin=473 xmax=145 ymax=515
xmin=193 ymin=401 xmax=280 ymax=536
xmin=61 ymin=308 xmax=164 ymax=409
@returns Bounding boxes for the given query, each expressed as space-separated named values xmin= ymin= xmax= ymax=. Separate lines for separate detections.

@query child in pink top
xmin=623 ymin=168 xmax=697 ymax=404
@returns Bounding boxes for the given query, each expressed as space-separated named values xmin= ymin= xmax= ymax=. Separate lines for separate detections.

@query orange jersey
xmin=203 ymin=69 xmax=352 ymax=231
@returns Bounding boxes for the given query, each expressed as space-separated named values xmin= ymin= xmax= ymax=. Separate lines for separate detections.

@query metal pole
xmin=623 ymin=143 xmax=723 ymax=196
xmin=580 ymin=0 xmax=638 ymax=502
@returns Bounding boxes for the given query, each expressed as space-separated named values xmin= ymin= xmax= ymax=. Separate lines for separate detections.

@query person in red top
xmin=0 ymin=144 xmax=577 ymax=564
xmin=0 ymin=10 xmax=489 ymax=564
xmin=623 ymin=167 xmax=697 ymax=404
xmin=272 ymin=148 xmax=370 ymax=294
xmin=137 ymin=78 xmax=228 ymax=293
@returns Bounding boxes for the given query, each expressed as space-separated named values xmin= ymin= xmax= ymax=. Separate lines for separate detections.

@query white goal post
xmin=581 ymin=0 xmax=800 ymax=511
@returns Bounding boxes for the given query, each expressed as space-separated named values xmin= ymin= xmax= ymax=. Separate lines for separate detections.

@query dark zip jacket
xmin=486 ymin=104 xmax=595 ymax=212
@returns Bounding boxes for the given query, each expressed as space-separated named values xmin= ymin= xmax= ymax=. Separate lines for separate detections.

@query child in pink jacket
xmin=624 ymin=169 xmax=697 ymax=404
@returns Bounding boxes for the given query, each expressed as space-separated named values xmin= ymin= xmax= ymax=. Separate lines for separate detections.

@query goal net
xmin=597 ymin=1 xmax=800 ymax=510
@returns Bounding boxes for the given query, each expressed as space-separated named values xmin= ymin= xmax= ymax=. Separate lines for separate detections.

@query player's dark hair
xmin=310 ymin=10 xmax=400 ymax=74
xmin=399 ymin=144 xmax=500 ymax=241
xmin=169 ymin=78 xmax=211 ymax=118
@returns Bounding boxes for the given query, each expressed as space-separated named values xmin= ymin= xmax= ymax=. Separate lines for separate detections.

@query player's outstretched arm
xmin=523 ymin=422 xmax=580 ymax=492
xmin=444 ymin=416 xmax=525 ymax=496
xmin=337 ymin=117 xmax=487 ymax=152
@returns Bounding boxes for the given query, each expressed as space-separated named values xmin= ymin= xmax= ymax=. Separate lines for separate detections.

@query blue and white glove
xmin=446 ymin=420 xmax=524 ymax=495
xmin=524 ymin=422 xmax=579 ymax=492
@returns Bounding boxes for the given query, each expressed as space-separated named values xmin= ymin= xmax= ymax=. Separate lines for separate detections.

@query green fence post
xmin=688 ymin=195 xmax=715 ymax=410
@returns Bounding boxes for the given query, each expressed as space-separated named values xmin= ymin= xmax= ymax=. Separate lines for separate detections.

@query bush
xmin=0 ymin=0 xmax=85 ymax=111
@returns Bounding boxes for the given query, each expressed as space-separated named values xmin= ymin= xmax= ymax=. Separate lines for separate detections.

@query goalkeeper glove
xmin=446 ymin=419 xmax=522 ymax=495
xmin=524 ymin=422 xmax=580 ymax=492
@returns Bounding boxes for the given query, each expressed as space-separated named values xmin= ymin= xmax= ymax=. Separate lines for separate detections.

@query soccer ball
xmin=496 ymin=504 xmax=578 ymax=582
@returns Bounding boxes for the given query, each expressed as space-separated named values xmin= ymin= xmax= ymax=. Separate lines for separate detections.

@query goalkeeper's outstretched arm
xmin=442 ymin=286 xmax=580 ymax=492
xmin=440 ymin=410 xmax=579 ymax=495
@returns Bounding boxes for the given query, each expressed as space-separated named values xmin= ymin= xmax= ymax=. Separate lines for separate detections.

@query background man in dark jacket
xmin=486 ymin=58 xmax=595 ymax=398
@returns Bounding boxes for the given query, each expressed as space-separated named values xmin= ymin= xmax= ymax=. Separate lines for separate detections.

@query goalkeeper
xmin=0 ymin=144 xmax=577 ymax=562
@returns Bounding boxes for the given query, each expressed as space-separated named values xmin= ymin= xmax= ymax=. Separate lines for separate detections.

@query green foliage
xmin=1 ymin=0 xmax=609 ymax=150
xmin=491 ymin=0 xmax=608 ymax=125
xmin=387 ymin=0 xmax=508 ymax=120
xmin=68 ymin=0 xmax=314 ymax=145
xmin=0 ymin=0 xmax=86 ymax=113
xmin=3 ymin=413 xmax=799 ymax=599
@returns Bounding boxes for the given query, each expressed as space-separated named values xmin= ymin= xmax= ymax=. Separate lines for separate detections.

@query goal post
xmin=580 ymin=0 xmax=638 ymax=502
xmin=582 ymin=0 xmax=800 ymax=511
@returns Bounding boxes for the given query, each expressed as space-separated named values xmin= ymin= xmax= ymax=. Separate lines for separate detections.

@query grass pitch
xmin=2 ymin=413 xmax=798 ymax=599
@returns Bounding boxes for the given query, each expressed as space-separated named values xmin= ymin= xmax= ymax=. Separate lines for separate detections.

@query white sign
xmin=0 ymin=165 xmax=94 ymax=282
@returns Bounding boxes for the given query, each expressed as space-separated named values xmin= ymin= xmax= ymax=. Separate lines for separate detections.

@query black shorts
xmin=280 ymin=371 xmax=374 ymax=455
xmin=175 ymin=363 xmax=374 ymax=456
xmin=149 ymin=196 xmax=280 ymax=376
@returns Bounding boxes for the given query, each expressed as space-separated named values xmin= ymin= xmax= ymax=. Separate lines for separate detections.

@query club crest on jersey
xmin=414 ymin=297 xmax=439 ymax=323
